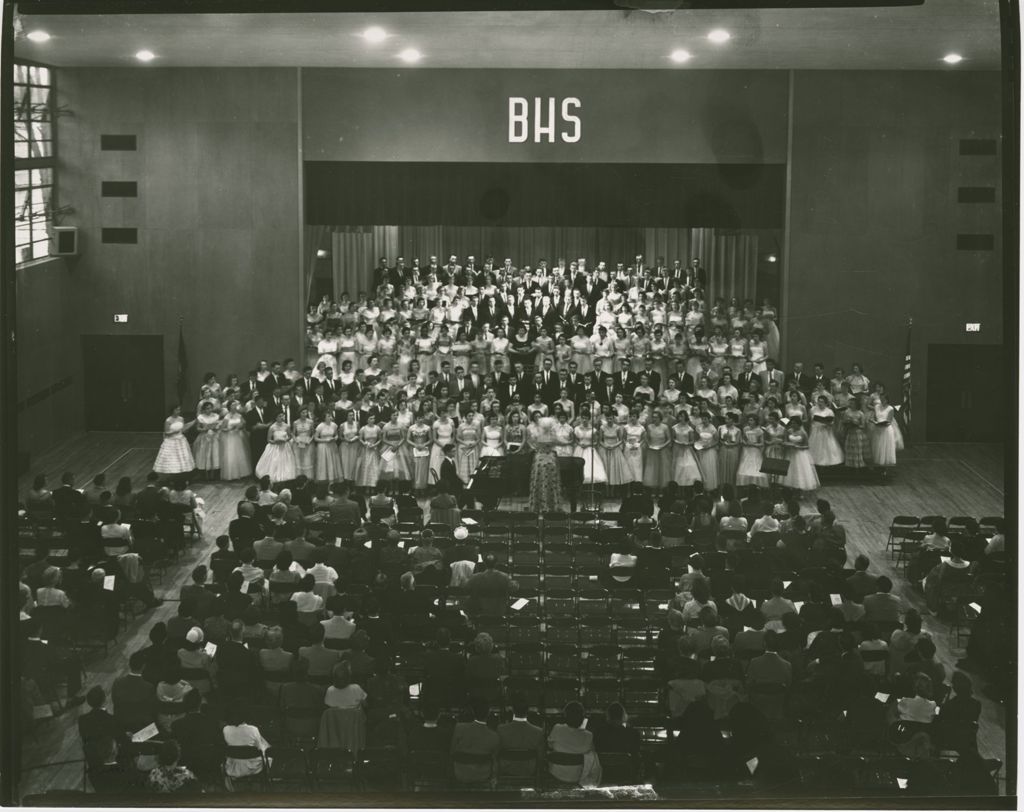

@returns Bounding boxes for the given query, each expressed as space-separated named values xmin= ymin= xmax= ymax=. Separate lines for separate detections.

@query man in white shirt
xmin=306 ymin=551 xmax=339 ymax=585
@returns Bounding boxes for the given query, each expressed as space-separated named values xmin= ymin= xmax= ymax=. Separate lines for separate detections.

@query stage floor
xmin=15 ymin=433 xmax=1009 ymax=798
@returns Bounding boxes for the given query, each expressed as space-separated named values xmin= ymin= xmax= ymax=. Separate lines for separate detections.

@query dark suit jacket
xmin=450 ymin=721 xmax=500 ymax=783
xmin=594 ymin=722 xmax=642 ymax=759
xmin=423 ymin=648 xmax=467 ymax=707
xmin=613 ymin=371 xmax=639 ymax=399
xmin=497 ymin=719 xmax=545 ymax=775
xmin=439 ymin=457 xmax=464 ymax=493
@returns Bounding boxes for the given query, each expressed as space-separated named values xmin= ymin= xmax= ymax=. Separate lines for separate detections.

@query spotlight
xmin=135 ymin=50 xmax=156 ymax=62
xmin=362 ymin=26 xmax=388 ymax=43
xmin=27 ymin=30 xmax=51 ymax=43
xmin=942 ymin=53 xmax=963 ymax=64
xmin=707 ymin=29 xmax=731 ymax=44
xmin=398 ymin=48 xmax=422 ymax=64
xmin=669 ymin=49 xmax=692 ymax=64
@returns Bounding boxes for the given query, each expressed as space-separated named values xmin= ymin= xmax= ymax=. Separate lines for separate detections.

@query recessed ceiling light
xmin=398 ymin=48 xmax=422 ymax=64
xmin=362 ymin=26 xmax=388 ymax=43
xmin=766 ymin=254 xmax=778 ymax=263
xmin=943 ymin=53 xmax=963 ymax=64
xmin=707 ymin=29 xmax=731 ymax=44
xmin=26 ymin=30 xmax=51 ymax=43
xmin=669 ymin=49 xmax=692 ymax=64
xmin=135 ymin=50 xmax=156 ymax=62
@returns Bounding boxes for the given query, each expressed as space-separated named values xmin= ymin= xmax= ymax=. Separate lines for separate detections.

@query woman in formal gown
xmin=191 ymin=400 xmax=221 ymax=479
xmin=454 ymin=419 xmax=481 ymax=485
xmin=316 ymin=330 xmax=340 ymax=376
xmin=717 ymin=413 xmax=743 ymax=488
xmin=429 ymin=411 xmax=457 ymax=483
xmin=378 ymin=414 xmax=410 ymax=488
xmin=845 ymin=363 xmax=871 ymax=396
xmin=256 ymin=413 xmax=298 ymax=484
xmin=355 ymin=421 xmax=382 ymax=490
xmin=480 ymin=415 xmax=505 ymax=457
xmin=315 ymin=412 xmax=345 ymax=483
xmin=553 ymin=412 xmax=575 ymax=457
xmin=490 ymin=328 xmax=510 ymax=375
xmin=291 ymin=407 xmax=316 ymax=480
xmin=527 ymin=416 xmax=564 ymax=514
xmin=842 ymin=396 xmax=872 ymax=470
xmin=642 ymin=411 xmax=673 ymax=491
xmin=622 ymin=414 xmax=646 ymax=485
xmin=693 ymin=413 xmax=720 ymax=493
xmin=870 ymin=393 xmax=899 ymax=473
xmin=573 ymin=414 xmax=608 ymax=486
xmin=337 ymin=413 xmax=360 ymax=482
xmin=407 ymin=415 xmax=433 ymax=493
xmin=736 ymin=416 xmax=769 ymax=489
xmin=218 ymin=400 xmax=252 ymax=481
xmin=598 ymin=418 xmax=629 ymax=490
xmin=782 ymin=418 xmax=820 ymax=492
xmin=808 ymin=396 xmax=844 ymax=467
xmin=671 ymin=412 xmax=703 ymax=489
xmin=570 ymin=326 xmax=595 ymax=375
xmin=154 ymin=405 xmax=196 ymax=475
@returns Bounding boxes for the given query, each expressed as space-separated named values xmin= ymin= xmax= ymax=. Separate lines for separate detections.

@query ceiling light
xmin=26 ymin=30 xmax=51 ymax=43
xmin=707 ymin=29 xmax=731 ymax=44
xmin=398 ymin=48 xmax=422 ymax=64
xmin=766 ymin=254 xmax=778 ymax=263
xmin=135 ymin=49 xmax=156 ymax=62
xmin=316 ymin=249 xmax=329 ymax=259
xmin=669 ymin=49 xmax=692 ymax=64
xmin=362 ymin=26 xmax=388 ymax=43
xmin=943 ymin=53 xmax=963 ymax=64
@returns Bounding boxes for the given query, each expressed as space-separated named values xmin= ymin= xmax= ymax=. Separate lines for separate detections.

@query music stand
xmin=760 ymin=457 xmax=790 ymax=490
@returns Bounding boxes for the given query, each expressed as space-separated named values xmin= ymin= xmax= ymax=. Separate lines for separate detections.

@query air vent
xmin=956 ymin=234 xmax=994 ymax=251
xmin=101 ymin=134 xmax=137 ymax=151
xmin=101 ymin=228 xmax=138 ymax=244
xmin=101 ymin=181 xmax=138 ymax=198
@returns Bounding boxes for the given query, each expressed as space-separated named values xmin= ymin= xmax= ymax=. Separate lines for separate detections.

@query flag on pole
xmin=176 ymin=321 xmax=188 ymax=406
xmin=901 ymin=318 xmax=912 ymax=432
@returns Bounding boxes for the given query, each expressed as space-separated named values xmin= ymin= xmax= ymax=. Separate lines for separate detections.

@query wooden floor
xmin=15 ymin=434 xmax=1009 ymax=799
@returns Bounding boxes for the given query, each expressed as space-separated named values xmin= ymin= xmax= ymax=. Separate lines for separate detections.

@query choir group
xmin=153 ymin=253 xmax=902 ymax=497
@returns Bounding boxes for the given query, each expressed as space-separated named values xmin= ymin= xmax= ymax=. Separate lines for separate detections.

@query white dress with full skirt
xmin=783 ymin=432 xmax=820 ymax=491
xmin=154 ymin=418 xmax=195 ymax=474
xmin=870 ymin=405 xmax=899 ymax=467
xmin=808 ymin=408 xmax=845 ymax=467
xmin=219 ymin=413 xmax=252 ymax=480
xmin=255 ymin=426 xmax=298 ymax=482
xmin=736 ymin=428 xmax=769 ymax=487
xmin=573 ymin=426 xmax=607 ymax=484
xmin=191 ymin=413 xmax=221 ymax=470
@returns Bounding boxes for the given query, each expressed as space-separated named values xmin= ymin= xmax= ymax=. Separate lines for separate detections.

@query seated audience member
xmin=984 ymin=520 xmax=1005 ymax=557
xmin=934 ymin=671 xmax=982 ymax=751
xmin=178 ymin=626 xmax=217 ymax=695
xmin=222 ymin=571 xmax=258 ymax=620
xmin=327 ymin=483 xmax=363 ymax=525
xmin=171 ymin=689 xmax=225 ymax=776
xmin=85 ymin=738 xmax=131 ymax=794
xmin=812 ymin=511 xmax=847 ymax=550
xmin=146 ymin=740 xmax=199 ymax=794
xmin=688 ymin=607 xmax=730 ymax=654
xmin=34 ymin=565 xmax=71 ymax=608
xmin=52 ymin=471 xmax=87 ymax=520
xmin=408 ymin=699 xmax=453 ymax=754
xmin=209 ymin=535 xmax=240 ymax=579
xmin=291 ymin=574 xmax=325 ymax=616
xmin=325 ymin=662 xmax=368 ymax=709
xmin=339 ymin=630 xmax=376 ymax=685
xmin=112 ymin=650 xmax=157 ymax=732
xmin=920 ymin=519 xmax=952 ymax=553
xmin=667 ymin=635 xmax=707 ymax=721
xmin=83 ymin=473 xmax=108 ymax=506
xmin=450 ymin=697 xmax=500 ymax=784
xmin=845 ymin=554 xmax=878 ymax=602
xmin=593 ymin=702 xmax=642 ymax=770
xmin=894 ymin=674 xmax=938 ymax=725
xmin=321 ymin=596 xmax=357 ymax=640
xmin=862 ymin=576 xmax=903 ymax=624
xmin=760 ymin=579 xmax=797 ymax=626
xmin=429 ymin=484 xmax=460 ymax=528
xmin=253 ymin=533 xmax=285 ymax=569
xmin=745 ymin=630 xmax=792 ymax=687
xmin=180 ymin=566 xmax=219 ymax=621
xmin=99 ymin=507 xmax=133 ymax=556
xmin=26 ymin=474 xmax=54 ymax=514
xmin=679 ymin=579 xmax=717 ymax=623
xmin=923 ymin=552 xmax=972 ymax=615
xmin=228 ymin=502 xmax=262 ymax=556
xmin=155 ymin=662 xmax=194 ymax=732
xmin=298 ymin=623 xmax=343 ymax=683
xmin=307 ymin=550 xmax=339 ymax=585
xmin=268 ymin=552 xmax=302 ymax=604
xmin=835 ymin=584 xmax=866 ymax=623
xmin=423 ymin=627 xmax=467 ymax=709
xmin=465 ymin=632 xmax=505 ymax=706
xmin=78 ymin=686 xmax=129 ymax=768
xmin=497 ymin=691 xmax=545 ymax=776
xmin=464 ymin=555 xmax=517 ymax=616
xmin=889 ymin=610 xmax=928 ymax=675
xmin=280 ymin=660 xmax=323 ymax=726
xmin=547 ymin=701 xmax=602 ymax=787
xmin=857 ymin=623 xmax=889 ymax=678
xmin=259 ymin=627 xmax=295 ymax=689
xmin=215 ymin=619 xmax=258 ymax=699
xmin=899 ymin=636 xmax=946 ymax=692
xmin=408 ymin=530 xmax=445 ymax=584
xmin=222 ymin=704 xmax=271 ymax=782
xmin=23 ymin=616 xmax=84 ymax=707
xmin=22 ymin=549 xmax=56 ymax=593
xmin=284 ymin=533 xmax=317 ymax=571
xmin=732 ymin=613 xmax=767 ymax=657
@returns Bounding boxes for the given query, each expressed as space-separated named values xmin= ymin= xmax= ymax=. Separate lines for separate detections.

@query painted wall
xmin=786 ymin=70 xmax=1003 ymax=439
xmin=51 ymin=67 xmax=301 ymax=422
xmin=302 ymin=68 xmax=789 ymax=164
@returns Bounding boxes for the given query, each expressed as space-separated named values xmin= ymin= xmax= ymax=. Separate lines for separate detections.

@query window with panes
xmin=14 ymin=62 xmax=56 ymax=265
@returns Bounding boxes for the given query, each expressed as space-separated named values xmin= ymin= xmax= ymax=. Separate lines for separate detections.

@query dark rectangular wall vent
xmin=101 ymin=228 xmax=138 ymax=244
xmin=100 ymin=134 xmax=137 ymax=151
xmin=101 ymin=181 xmax=138 ymax=198
xmin=956 ymin=234 xmax=995 ymax=250
xmin=959 ymin=139 xmax=997 ymax=156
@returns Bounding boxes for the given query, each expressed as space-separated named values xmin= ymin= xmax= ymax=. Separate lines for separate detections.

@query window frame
xmin=13 ymin=58 xmax=57 ymax=266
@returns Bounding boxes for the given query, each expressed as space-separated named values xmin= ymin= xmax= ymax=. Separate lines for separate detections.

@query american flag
xmin=901 ymin=318 xmax=912 ymax=430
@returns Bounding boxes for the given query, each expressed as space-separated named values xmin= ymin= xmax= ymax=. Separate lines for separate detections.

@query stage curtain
xmin=689 ymin=228 xmax=759 ymax=305
xmin=327 ymin=226 xmax=756 ymax=303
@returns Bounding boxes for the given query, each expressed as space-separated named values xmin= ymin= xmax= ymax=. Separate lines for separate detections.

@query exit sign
xmin=113 ymin=314 xmax=128 ymax=323
xmin=965 ymin=323 xmax=981 ymax=332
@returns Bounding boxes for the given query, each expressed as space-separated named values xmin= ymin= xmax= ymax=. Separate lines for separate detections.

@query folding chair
xmin=545 ymin=644 xmax=581 ymax=679
xmin=886 ymin=516 xmax=920 ymax=556
xmin=310 ymin=746 xmax=357 ymax=791
xmin=265 ymin=745 xmax=310 ymax=792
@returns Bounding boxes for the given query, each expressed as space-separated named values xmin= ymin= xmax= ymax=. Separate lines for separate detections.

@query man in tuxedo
xmin=372 ymin=256 xmax=390 ymax=289
xmin=512 ymin=363 xmax=534 ymax=404
xmin=438 ymin=445 xmax=471 ymax=508
xmin=483 ymin=295 xmax=504 ymax=325
xmin=450 ymin=368 xmax=476 ymax=401
xmin=52 ymin=472 xmax=88 ymax=520
xmin=270 ymin=361 xmax=288 ymax=393
xmin=760 ymin=358 xmax=785 ymax=393
xmin=444 ymin=254 xmax=462 ymax=284
xmin=536 ymin=358 xmax=560 ymax=406
xmin=272 ymin=391 xmax=296 ymax=425
xmin=576 ymin=273 xmax=603 ymax=307
xmin=436 ymin=361 xmax=455 ymax=397
xmin=639 ymin=356 xmax=662 ymax=396
xmin=673 ymin=362 xmax=696 ymax=397
xmin=425 ymin=372 xmax=448 ymax=402
xmin=305 ymin=382 xmax=329 ymax=418
xmin=574 ymin=295 xmax=595 ymax=330
xmin=630 ymin=253 xmax=646 ymax=277
xmin=668 ymin=259 xmax=687 ymax=287
xmin=320 ymin=368 xmax=339 ymax=401
xmin=391 ymin=257 xmax=408 ymax=287
xmin=787 ymin=361 xmax=813 ymax=396
xmin=492 ymin=361 xmax=514 ymax=407
xmin=565 ymin=362 xmax=584 ymax=403
xmin=497 ymin=693 xmax=545 ymax=778
xmin=245 ymin=396 xmax=271 ymax=462
xmin=613 ymin=357 xmax=638 ymax=401
xmin=687 ymin=257 xmax=707 ymax=288
xmin=467 ymin=362 xmax=485 ymax=394
xmin=239 ymin=370 xmax=260 ymax=404
xmin=462 ymin=296 xmax=483 ymax=329
xmin=810 ymin=363 xmax=828 ymax=393
xmin=422 ymin=255 xmax=441 ymax=282
xmin=347 ymin=370 xmax=368 ymax=403
xmin=299 ymin=366 xmax=316 ymax=397
xmin=537 ymin=295 xmax=558 ymax=331
xmin=557 ymin=288 xmax=577 ymax=327
xmin=597 ymin=372 xmax=618 ymax=407
xmin=735 ymin=361 xmax=758 ymax=394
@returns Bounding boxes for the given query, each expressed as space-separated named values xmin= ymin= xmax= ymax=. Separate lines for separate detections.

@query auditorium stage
xmin=15 ymin=433 xmax=1008 ymax=799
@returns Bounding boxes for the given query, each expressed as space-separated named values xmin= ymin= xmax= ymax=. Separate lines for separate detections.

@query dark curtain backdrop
xmin=312 ymin=226 xmax=758 ymax=307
